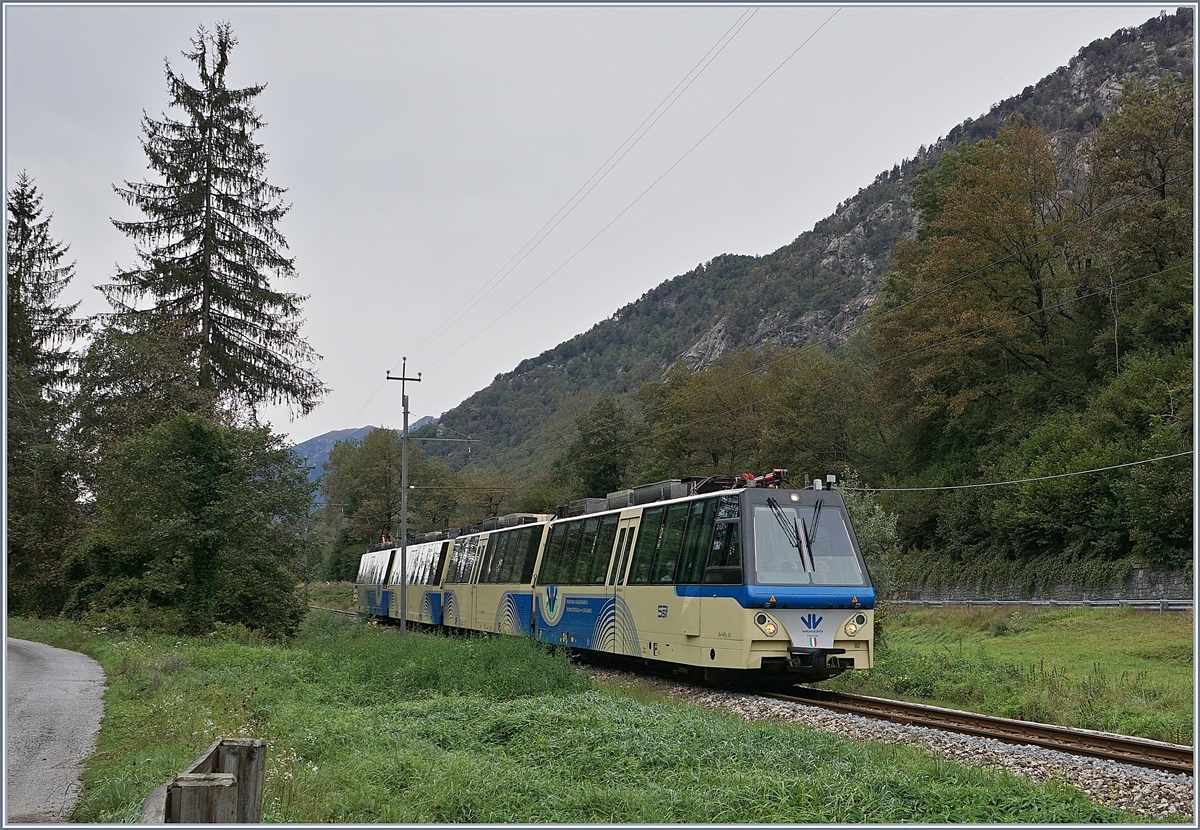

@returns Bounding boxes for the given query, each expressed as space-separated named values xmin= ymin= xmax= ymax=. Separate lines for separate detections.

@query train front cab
xmin=739 ymin=486 xmax=874 ymax=682
xmin=532 ymin=486 xmax=873 ymax=683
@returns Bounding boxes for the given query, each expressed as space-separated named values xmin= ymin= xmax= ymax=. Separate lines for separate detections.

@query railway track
xmin=309 ymin=604 xmax=358 ymax=618
xmin=767 ymin=686 xmax=1193 ymax=776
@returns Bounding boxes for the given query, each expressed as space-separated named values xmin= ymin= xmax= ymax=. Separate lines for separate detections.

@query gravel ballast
xmin=590 ymin=667 xmax=1194 ymax=821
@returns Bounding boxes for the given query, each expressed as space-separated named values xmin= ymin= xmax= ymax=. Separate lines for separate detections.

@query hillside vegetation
xmin=306 ymin=10 xmax=1195 ymax=593
xmin=419 ymin=9 xmax=1192 ymax=484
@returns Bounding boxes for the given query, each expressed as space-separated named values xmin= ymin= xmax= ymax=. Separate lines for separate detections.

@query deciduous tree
xmin=65 ymin=413 xmax=315 ymax=636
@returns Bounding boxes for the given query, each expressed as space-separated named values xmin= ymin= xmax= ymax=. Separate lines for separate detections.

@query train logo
xmin=799 ymin=614 xmax=823 ymax=630
xmin=541 ymin=585 xmax=564 ymax=626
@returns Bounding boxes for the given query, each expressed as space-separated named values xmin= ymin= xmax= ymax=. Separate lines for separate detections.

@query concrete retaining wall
xmin=889 ymin=567 xmax=1192 ymax=603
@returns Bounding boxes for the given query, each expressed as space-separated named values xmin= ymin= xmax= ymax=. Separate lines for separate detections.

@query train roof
xmin=369 ymin=471 xmax=843 ymax=551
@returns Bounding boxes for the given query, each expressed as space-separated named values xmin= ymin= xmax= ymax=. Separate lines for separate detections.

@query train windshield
xmin=750 ymin=501 xmax=865 ymax=586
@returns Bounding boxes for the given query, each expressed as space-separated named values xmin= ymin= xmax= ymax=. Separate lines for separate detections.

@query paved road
xmin=6 ymin=638 xmax=106 ymax=823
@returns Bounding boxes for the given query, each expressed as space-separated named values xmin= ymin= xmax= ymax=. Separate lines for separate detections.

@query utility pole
xmin=386 ymin=358 xmax=421 ymax=636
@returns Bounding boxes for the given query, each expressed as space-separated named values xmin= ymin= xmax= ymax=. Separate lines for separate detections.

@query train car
xmin=353 ymin=547 xmax=395 ymax=617
xmin=355 ymin=514 xmax=553 ymax=633
xmin=353 ymin=472 xmax=873 ymax=684
xmin=531 ymin=474 xmax=874 ymax=684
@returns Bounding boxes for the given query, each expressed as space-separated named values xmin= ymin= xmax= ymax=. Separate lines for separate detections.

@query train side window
xmin=433 ymin=541 xmax=451 ymax=585
xmin=557 ymin=521 xmax=584 ymax=585
xmin=628 ymin=507 xmax=665 ymax=584
xmin=470 ymin=538 xmax=487 ymax=583
xmin=703 ymin=520 xmax=742 ymax=584
xmin=478 ymin=535 xmax=497 ymax=584
xmin=541 ymin=525 xmax=568 ymax=584
xmin=497 ymin=532 xmax=513 ymax=583
xmin=496 ymin=531 xmax=516 ymax=583
xmin=445 ymin=538 xmax=467 ymax=583
xmin=608 ymin=528 xmax=628 ymax=584
xmin=571 ymin=518 xmax=600 ymax=584
xmin=716 ymin=495 xmax=739 ymax=521
xmin=519 ymin=526 xmax=542 ymax=584
xmin=416 ymin=545 xmax=429 ymax=585
xmin=500 ymin=529 xmax=519 ymax=583
xmin=589 ymin=515 xmax=620 ymax=584
xmin=677 ymin=497 xmax=717 ymax=584
xmin=650 ymin=502 xmax=689 ymax=583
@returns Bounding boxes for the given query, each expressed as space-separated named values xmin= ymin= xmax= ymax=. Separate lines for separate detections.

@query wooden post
xmin=143 ymin=737 xmax=267 ymax=823
xmin=217 ymin=738 xmax=266 ymax=822
xmin=171 ymin=773 xmax=237 ymax=823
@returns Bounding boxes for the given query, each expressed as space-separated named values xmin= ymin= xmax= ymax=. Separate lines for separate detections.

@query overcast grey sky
xmin=4 ymin=3 xmax=1172 ymax=445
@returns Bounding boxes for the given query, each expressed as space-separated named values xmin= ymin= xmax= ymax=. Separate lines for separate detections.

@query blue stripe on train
xmin=496 ymin=592 xmax=535 ymax=635
xmin=534 ymin=593 xmax=610 ymax=649
xmin=673 ymin=584 xmax=874 ymax=609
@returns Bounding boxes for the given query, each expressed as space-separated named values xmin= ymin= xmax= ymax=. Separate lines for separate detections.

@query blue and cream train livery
xmin=354 ymin=472 xmax=874 ymax=683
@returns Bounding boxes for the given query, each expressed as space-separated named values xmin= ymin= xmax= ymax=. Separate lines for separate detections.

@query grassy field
xmin=826 ymin=604 xmax=1194 ymax=744
xmin=7 ymin=613 xmax=1144 ymax=824
xmin=303 ymin=581 xmax=354 ymax=611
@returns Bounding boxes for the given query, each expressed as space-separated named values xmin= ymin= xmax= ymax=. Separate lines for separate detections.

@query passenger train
xmin=354 ymin=470 xmax=874 ymax=684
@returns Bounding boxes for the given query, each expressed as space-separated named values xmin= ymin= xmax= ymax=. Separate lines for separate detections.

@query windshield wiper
xmin=766 ymin=498 xmax=813 ymax=572
xmin=809 ymin=498 xmax=823 ymax=544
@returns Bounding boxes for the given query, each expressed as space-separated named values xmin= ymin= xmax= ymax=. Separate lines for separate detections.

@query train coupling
xmin=787 ymin=646 xmax=848 ymax=672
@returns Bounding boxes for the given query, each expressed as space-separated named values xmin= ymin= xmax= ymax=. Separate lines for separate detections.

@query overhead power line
xmin=421 ymin=7 xmax=844 ymax=373
xmin=843 ymin=452 xmax=1193 ymax=492
xmin=351 ymin=8 xmax=760 ymax=430
xmin=404 ymin=6 xmax=760 ymax=363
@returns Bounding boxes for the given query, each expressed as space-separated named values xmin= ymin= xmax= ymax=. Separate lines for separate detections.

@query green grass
xmin=303 ymin=581 xmax=354 ymax=611
xmin=6 ymin=613 xmax=1156 ymax=823
xmin=827 ymin=605 xmax=1194 ymax=744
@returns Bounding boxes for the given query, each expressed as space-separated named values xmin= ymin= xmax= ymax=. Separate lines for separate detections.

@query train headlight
xmin=843 ymin=613 xmax=867 ymax=637
xmin=754 ymin=613 xmax=779 ymax=637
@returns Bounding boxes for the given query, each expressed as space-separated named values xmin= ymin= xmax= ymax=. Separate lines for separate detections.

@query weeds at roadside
xmin=6 ymin=613 xmax=1163 ymax=824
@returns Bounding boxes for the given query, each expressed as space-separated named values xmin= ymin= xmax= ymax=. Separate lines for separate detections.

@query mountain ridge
xmin=398 ymin=9 xmax=1194 ymax=477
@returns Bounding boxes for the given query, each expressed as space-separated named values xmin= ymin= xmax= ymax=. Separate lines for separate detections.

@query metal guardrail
xmin=140 ymin=738 xmax=265 ymax=823
xmin=887 ymin=598 xmax=1192 ymax=611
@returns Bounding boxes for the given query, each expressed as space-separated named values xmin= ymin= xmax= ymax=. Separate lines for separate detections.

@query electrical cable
xmin=350 ymin=8 xmax=759 ymax=428
xmin=418 ymin=7 xmax=843 ymax=374
xmin=841 ymin=452 xmax=1192 ymax=492
xmin=403 ymin=7 xmax=760 ymax=363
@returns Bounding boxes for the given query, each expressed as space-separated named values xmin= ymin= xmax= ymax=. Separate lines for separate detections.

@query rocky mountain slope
xmin=417 ymin=8 xmax=1192 ymax=476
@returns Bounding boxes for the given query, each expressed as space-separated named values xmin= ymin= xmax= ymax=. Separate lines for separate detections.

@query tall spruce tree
xmin=106 ymin=22 xmax=325 ymax=419
xmin=6 ymin=172 xmax=86 ymax=615
xmin=7 ymin=172 xmax=86 ymax=392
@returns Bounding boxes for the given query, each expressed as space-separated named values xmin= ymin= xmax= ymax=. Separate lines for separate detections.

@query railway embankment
xmin=7 ymin=611 xmax=1178 ymax=824
xmin=889 ymin=566 xmax=1192 ymax=604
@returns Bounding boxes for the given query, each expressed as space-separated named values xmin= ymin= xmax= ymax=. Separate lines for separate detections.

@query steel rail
xmin=768 ymin=687 xmax=1194 ymax=775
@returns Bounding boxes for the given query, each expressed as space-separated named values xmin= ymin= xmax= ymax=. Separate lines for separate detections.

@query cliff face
xmin=424 ymin=8 xmax=1193 ymax=475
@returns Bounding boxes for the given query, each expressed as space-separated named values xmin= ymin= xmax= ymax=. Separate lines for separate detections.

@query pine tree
xmin=106 ymin=22 xmax=325 ymax=418
xmin=6 ymin=171 xmax=85 ymax=393
xmin=6 ymin=172 xmax=86 ymax=615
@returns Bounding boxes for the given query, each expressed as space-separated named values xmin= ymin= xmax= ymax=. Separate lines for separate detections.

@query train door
xmin=608 ymin=516 xmax=639 ymax=654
